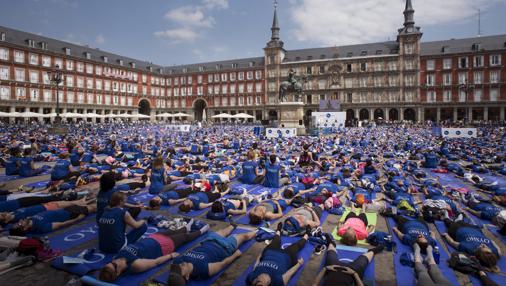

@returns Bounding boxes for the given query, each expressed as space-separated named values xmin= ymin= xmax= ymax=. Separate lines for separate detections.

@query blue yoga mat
xmin=230 ymin=235 xmax=315 ymax=286
xmin=487 ymin=225 xmax=506 ymax=245
xmin=25 ymin=180 xmax=50 ymax=188
xmin=0 ymin=174 xmax=21 ymax=182
xmin=386 ymin=217 xmax=460 ymax=286
xmin=49 ymin=220 xmax=98 ymax=251
xmin=154 ymin=228 xmax=257 ymax=286
xmin=318 ymin=245 xmax=375 ymax=286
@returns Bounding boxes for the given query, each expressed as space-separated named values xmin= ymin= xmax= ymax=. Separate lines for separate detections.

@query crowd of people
xmin=0 ymin=120 xmax=505 ymax=286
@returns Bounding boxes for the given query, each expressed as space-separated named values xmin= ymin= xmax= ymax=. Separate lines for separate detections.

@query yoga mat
xmin=486 ymin=225 xmax=506 ymax=245
xmin=234 ymin=187 xmax=289 ymax=225
xmin=434 ymin=221 xmax=506 ymax=286
xmin=154 ymin=228 xmax=257 ymax=286
xmin=25 ymin=180 xmax=50 ymax=189
xmin=386 ymin=218 xmax=460 ymax=286
xmin=230 ymin=235 xmax=316 ymax=286
xmin=331 ymin=209 xmax=378 ymax=246
xmin=0 ymin=174 xmax=21 ymax=182
xmin=318 ymin=245 xmax=375 ymax=286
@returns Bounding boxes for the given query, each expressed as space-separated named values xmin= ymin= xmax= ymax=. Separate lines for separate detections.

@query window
xmin=360 ymin=63 xmax=367 ymax=72
xmin=207 ymin=74 xmax=213 ymax=83
xmin=86 ymin=93 xmax=93 ymax=104
xmin=404 ymin=43 xmax=414 ymax=54
xmin=247 ymin=71 xmax=253 ymax=80
xmin=76 ymin=62 xmax=84 ymax=73
xmin=113 ymin=96 xmax=119 ymax=105
xmin=490 ymin=54 xmax=501 ymax=66
xmin=443 ymin=58 xmax=452 ymax=70
xmin=256 ymin=95 xmax=261 ymax=105
xmin=77 ymin=77 xmax=84 ymax=88
xmin=66 ymin=92 xmax=74 ymax=103
xmin=96 ymin=94 xmax=102 ymax=104
xmin=0 ymin=86 xmax=11 ymax=100
xmin=197 ymin=86 xmax=203 ymax=95
xmin=374 ymin=62 xmax=382 ymax=72
xmin=0 ymin=48 xmax=8 ymax=60
xmin=426 ymin=60 xmax=435 ymax=71
xmin=28 ymin=88 xmax=40 ymax=101
xmin=214 ymin=74 xmax=219 ymax=82
xmin=54 ymin=58 xmax=62 ymax=68
xmin=346 ymin=64 xmax=352 ymax=72
xmin=188 ymin=76 xmax=192 ymax=84
xmin=458 ymin=72 xmax=467 ymax=84
xmin=474 ymin=71 xmax=483 ymax=84
xmin=43 ymin=72 xmax=49 ymax=84
xmin=29 ymin=54 xmax=38 ymax=65
xmin=474 ymin=56 xmax=484 ymax=68
xmin=14 ymin=50 xmax=24 ymax=63
xmin=255 ymin=82 xmax=262 ymax=92
xmin=230 ymin=84 xmax=236 ymax=94
xmin=474 ymin=89 xmax=482 ymax=102
xmin=86 ymin=64 xmax=93 ymax=74
xmin=427 ymin=91 xmax=436 ymax=102
xmin=87 ymin=78 xmax=93 ymax=89
xmin=443 ymin=90 xmax=452 ymax=102
xmin=43 ymin=90 xmax=51 ymax=102
xmin=255 ymin=70 xmax=262 ymax=79
xmin=96 ymin=79 xmax=102 ymax=90
xmin=29 ymin=70 xmax=38 ymax=83
xmin=247 ymin=83 xmax=253 ymax=93
xmin=238 ymin=97 xmax=244 ymax=106
xmin=443 ymin=74 xmax=452 ymax=86
xmin=459 ymin=90 xmax=466 ymax=102
xmin=306 ymin=67 xmax=312 ymax=75
xmin=405 ymin=75 xmax=415 ymax=86
xmin=104 ymin=80 xmax=111 ymax=91
xmin=490 ymin=89 xmax=498 ymax=101
xmin=347 ymin=93 xmax=353 ymax=103
xmin=359 ymin=77 xmax=368 ymax=87
xmin=238 ymin=84 xmax=244 ymax=93
xmin=459 ymin=57 xmax=468 ymax=68
xmin=230 ymin=73 xmax=236 ymax=81
xmin=16 ymin=87 xmax=25 ymax=99
xmin=405 ymin=60 xmax=414 ymax=70
xmin=15 ymin=68 xmax=25 ymax=82
xmin=388 ymin=61 xmax=397 ymax=71
xmin=0 ymin=33 xmax=4 ymax=41
xmin=238 ymin=72 xmax=244 ymax=80
xmin=0 ymin=66 xmax=9 ymax=80
xmin=66 ymin=60 xmax=74 ymax=71
xmin=388 ymin=76 xmax=397 ymax=87
xmin=426 ymin=74 xmax=434 ymax=86
xmin=490 ymin=71 xmax=499 ymax=84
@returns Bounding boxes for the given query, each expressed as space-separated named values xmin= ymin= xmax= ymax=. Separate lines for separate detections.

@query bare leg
xmin=233 ymin=231 xmax=256 ymax=246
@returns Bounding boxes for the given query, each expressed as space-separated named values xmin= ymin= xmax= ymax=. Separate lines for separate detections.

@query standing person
xmin=98 ymin=192 xmax=147 ymax=253
xmin=246 ymin=223 xmax=308 ymax=286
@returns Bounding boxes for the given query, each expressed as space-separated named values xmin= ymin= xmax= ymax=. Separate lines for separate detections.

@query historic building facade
xmin=0 ymin=0 xmax=504 ymax=123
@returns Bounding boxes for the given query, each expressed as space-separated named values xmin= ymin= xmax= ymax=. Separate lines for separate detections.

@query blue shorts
xmin=204 ymin=232 xmax=238 ymax=257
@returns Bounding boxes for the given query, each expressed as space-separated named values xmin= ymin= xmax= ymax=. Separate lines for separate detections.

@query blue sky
xmin=1 ymin=0 xmax=505 ymax=66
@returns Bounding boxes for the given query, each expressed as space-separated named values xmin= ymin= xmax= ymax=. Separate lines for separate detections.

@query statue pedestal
xmin=278 ymin=101 xmax=306 ymax=135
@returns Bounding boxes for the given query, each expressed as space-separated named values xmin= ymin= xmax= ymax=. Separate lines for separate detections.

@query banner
xmin=319 ymin=100 xmax=341 ymax=111
xmin=167 ymin=125 xmax=191 ymax=132
xmin=441 ymin=128 xmax=477 ymax=138
xmin=312 ymin=112 xmax=346 ymax=128
xmin=266 ymin=128 xmax=297 ymax=138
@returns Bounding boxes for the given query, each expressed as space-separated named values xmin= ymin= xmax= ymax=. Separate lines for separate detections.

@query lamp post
xmin=459 ymin=79 xmax=474 ymax=123
xmin=48 ymin=64 xmax=63 ymax=125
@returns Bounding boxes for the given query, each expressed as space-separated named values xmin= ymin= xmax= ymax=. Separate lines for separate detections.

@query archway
xmin=389 ymin=109 xmax=399 ymax=121
xmin=193 ymin=99 xmax=207 ymax=122
xmin=404 ymin=108 xmax=416 ymax=122
xmin=346 ymin=109 xmax=355 ymax=121
xmin=373 ymin=109 xmax=384 ymax=120
xmin=138 ymin=99 xmax=151 ymax=117
xmin=359 ymin=109 xmax=369 ymax=121
xmin=268 ymin=110 xmax=278 ymax=120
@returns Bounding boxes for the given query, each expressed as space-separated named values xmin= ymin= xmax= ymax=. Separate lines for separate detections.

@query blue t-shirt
xmin=5 ymin=157 xmax=19 ymax=176
xmin=174 ymin=241 xmax=228 ymax=279
xmin=96 ymin=189 xmax=116 ymax=221
xmin=81 ymin=152 xmax=94 ymax=163
xmin=246 ymin=249 xmax=291 ymax=286
xmin=0 ymin=200 xmax=20 ymax=212
xmin=31 ymin=209 xmax=71 ymax=233
xmin=316 ymin=182 xmax=338 ymax=195
xmin=19 ymin=157 xmax=34 ymax=177
xmin=115 ymin=238 xmax=163 ymax=271
xmin=401 ymin=219 xmax=435 ymax=246
xmin=456 ymin=227 xmax=499 ymax=255
xmin=393 ymin=193 xmax=413 ymax=206
xmin=241 ymin=160 xmax=258 ymax=184
xmin=473 ymin=202 xmax=501 ymax=220
xmin=188 ymin=192 xmax=209 ymax=210
xmin=51 ymin=159 xmax=71 ymax=180
xmin=13 ymin=205 xmax=46 ymax=222
xmin=264 ymin=162 xmax=281 ymax=188
xmin=98 ymin=207 xmax=127 ymax=253
xmin=149 ymin=168 xmax=165 ymax=194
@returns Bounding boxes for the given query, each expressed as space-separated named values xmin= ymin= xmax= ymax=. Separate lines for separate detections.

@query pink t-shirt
xmin=338 ymin=217 xmax=368 ymax=240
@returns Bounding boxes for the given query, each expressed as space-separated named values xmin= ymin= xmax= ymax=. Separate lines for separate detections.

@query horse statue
xmin=279 ymin=69 xmax=306 ymax=102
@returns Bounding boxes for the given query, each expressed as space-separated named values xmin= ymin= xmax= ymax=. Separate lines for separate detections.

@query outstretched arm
xmin=131 ymin=253 xmax=179 ymax=273
xmin=282 ymin=258 xmax=304 ymax=285
xmin=208 ymin=250 xmax=242 ymax=276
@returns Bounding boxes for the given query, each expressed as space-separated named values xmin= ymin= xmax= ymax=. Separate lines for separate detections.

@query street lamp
xmin=459 ymin=79 xmax=474 ymax=122
xmin=48 ymin=64 xmax=64 ymax=125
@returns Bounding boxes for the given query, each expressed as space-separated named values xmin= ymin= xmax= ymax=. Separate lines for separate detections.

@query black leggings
xmin=126 ymin=182 xmax=146 ymax=190
xmin=159 ymin=228 xmax=202 ymax=249
xmin=345 ymin=212 xmax=368 ymax=226
xmin=264 ymin=235 xmax=307 ymax=266
xmin=18 ymin=196 xmax=61 ymax=208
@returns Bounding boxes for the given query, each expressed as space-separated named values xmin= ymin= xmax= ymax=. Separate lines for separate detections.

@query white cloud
xmin=203 ymin=0 xmax=229 ymax=10
xmin=164 ymin=6 xmax=215 ymax=28
xmin=290 ymin=0 xmax=506 ymax=46
xmin=95 ymin=34 xmax=105 ymax=44
xmin=154 ymin=27 xmax=200 ymax=43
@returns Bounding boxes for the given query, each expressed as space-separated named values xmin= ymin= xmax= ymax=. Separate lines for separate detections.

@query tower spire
xmin=403 ymin=0 xmax=415 ymax=28
xmin=271 ymin=0 xmax=280 ymax=41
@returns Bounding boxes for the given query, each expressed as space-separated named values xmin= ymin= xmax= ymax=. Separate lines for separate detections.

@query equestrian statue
xmin=279 ymin=69 xmax=306 ymax=102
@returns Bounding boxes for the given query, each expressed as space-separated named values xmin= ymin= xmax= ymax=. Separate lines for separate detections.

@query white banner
xmin=312 ymin=112 xmax=346 ymax=128
xmin=167 ymin=125 xmax=191 ymax=132
xmin=266 ymin=128 xmax=297 ymax=138
xmin=441 ymin=128 xmax=477 ymax=138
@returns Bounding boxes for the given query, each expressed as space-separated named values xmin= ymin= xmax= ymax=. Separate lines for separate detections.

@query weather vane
xmin=274 ymin=0 xmax=278 ymax=9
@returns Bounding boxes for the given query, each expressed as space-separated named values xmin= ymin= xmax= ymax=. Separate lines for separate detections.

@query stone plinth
xmin=279 ymin=101 xmax=306 ymax=135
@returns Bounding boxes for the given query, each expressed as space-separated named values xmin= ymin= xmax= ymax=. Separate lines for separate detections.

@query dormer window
xmin=148 ymin=66 xmax=153 ymax=72
xmin=26 ymin=39 xmax=35 ymax=48
xmin=472 ymin=43 xmax=481 ymax=51
xmin=84 ymin=52 xmax=91 ymax=59
xmin=129 ymin=62 xmax=136 ymax=68
xmin=183 ymin=67 xmax=188 ymax=73
xmin=441 ymin=46 xmax=450 ymax=53
xmin=0 ymin=32 xmax=5 ymax=41
xmin=295 ymin=56 xmax=301 ymax=61
xmin=169 ymin=69 xmax=173 ymax=75
xmin=158 ymin=68 xmax=163 ymax=74
xmin=360 ymin=51 xmax=367 ymax=56
xmin=39 ymin=41 xmax=48 ymax=50
xmin=320 ymin=54 xmax=326 ymax=59
xmin=307 ymin=56 xmax=313 ymax=60
xmin=347 ymin=52 xmax=353 ymax=57
xmin=376 ymin=50 xmax=383 ymax=55
xmin=64 ymin=48 xmax=71 ymax=55
xmin=249 ymin=61 xmax=255 ymax=67
xmin=118 ymin=59 xmax=124 ymax=66
xmin=199 ymin=66 xmax=205 ymax=72
xmin=215 ymin=64 xmax=221 ymax=70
